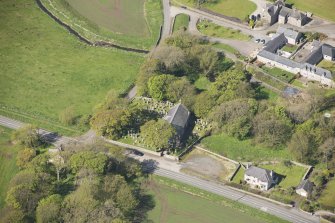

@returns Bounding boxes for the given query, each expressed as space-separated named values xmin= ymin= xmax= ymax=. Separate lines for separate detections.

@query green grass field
xmin=42 ymin=0 xmax=163 ymax=49
xmin=147 ymin=176 xmax=289 ymax=223
xmin=200 ymin=134 xmax=291 ymax=161
xmin=173 ymin=14 xmax=190 ymax=33
xmin=197 ymin=20 xmax=251 ymax=41
xmin=0 ymin=0 xmax=144 ymax=135
xmin=286 ymin=0 xmax=335 ymax=22
xmin=259 ymin=163 xmax=306 ymax=189
xmin=66 ymin=0 xmax=149 ymax=36
xmin=0 ymin=127 xmax=20 ymax=208
xmin=319 ymin=178 xmax=335 ymax=210
xmin=174 ymin=0 xmax=256 ymax=20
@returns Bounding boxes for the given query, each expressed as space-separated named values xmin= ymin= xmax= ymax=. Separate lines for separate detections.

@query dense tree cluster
xmin=1 ymin=138 xmax=152 ymax=223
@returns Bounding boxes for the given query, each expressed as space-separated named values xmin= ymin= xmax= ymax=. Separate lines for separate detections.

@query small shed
xmin=296 ymin=179 xmax=313 ymax=197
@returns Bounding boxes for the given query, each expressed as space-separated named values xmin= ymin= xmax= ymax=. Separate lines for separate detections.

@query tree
xmin=288 ymin=131 xmax=316 ymax=164
xmin=12 ymin=124 xmax=42 ymax=148
xmin=140 ymin=120 xmax=176 ymax=151
xmin=50 ymin=152 xmax=66 ymax=182
xmin=165 ymin=77 xmax=196 ymax=108
xmin=209 ymin=98 xmax=258 ymax=139
xmin=69 ymin=151 xmax=108 ymax=174
xmin=319 ymin=137 xmax=335 ymax=169
xmin=59 ymin=106 xmax=76 ymax=125
xmin=36 ymin=194 xmax=62 ymax=223
xmin=193 ymin=92 xmax=216 ymax=118
xmin=209 ymin=67 xmax=250 ymax=103
xmin=90 ymin=108 xmax=133 ymax=139
xmin=152 ymin=46 xmax=188 ymax=74
xmin=16 ymin=148 xmax=36 ymax=169
xmin=252 ymin=108 xmax=293 ymax=148
xmin=147 ymin=74 xmax=177 ymax=100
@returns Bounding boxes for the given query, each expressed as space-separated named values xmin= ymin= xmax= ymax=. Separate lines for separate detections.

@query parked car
xmin=255 ymin=39 xmax=260 ymax=43
xmin=261 ymin=39 xmax=266 ymax=44
xmin=127 ymin=149 xmax=144 ymax=156
xmin=181 ymin=6 xmax=187 ymax=9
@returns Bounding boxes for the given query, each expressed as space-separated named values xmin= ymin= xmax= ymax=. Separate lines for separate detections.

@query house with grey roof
xmin=296 ymin=179 xmax=313 ymax=197
xmin=244 ymin=166 xmax=278 ymax=191
xmin=257 ymin=28 xmax=334 ymax=87
xmin=322 ymin=44 xmax=335 ymax=61
xmin=263 ymin=1 xmax=309 ymax=27
xmin=163 ymin=103 xmax=190 ymax=141
xmin=263 ymin=3 xmax=281 ymax=25
xmin=277 ymin=27 xmax=302 ymax=45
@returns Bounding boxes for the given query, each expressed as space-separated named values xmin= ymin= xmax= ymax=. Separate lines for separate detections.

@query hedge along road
xmin=35 ymin=0 xmax=150 ymax=54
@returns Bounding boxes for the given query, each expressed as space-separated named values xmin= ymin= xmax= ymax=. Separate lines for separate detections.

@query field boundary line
xmin=36 ymin=0 xmax=150 ymax=54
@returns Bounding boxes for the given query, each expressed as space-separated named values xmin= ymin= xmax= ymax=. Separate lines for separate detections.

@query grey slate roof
xmin=279 ymin=6 xmax=291 ymax=17
xmin=266 ymin=4 xmax=280 ymax=17
xmin=302 ymin=63 xmax=333 ymax=79
xmin=277 ymin=27 xmax=301 ymax=41
xmin=163 ymin=103 xmax=190 ymax=135
xmin=264 ymin=33 xmax=287 ymax=53
xmin=322 ymin=44 xmax=335 ymax=58
xmin=296 ymin=179 xmax=313 ymax=193
xmin=304 ymin=46 xmax=323 ymax=65
xmin=245 ymin=166 xmax=275 ymax=184
xmin=258 ymin=50 xmax=300 ymax=68
xmin=290 ymin=9 xmax=307 ymax=20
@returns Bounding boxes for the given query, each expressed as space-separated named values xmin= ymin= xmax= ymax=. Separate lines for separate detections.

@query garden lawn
xmin=174 ymin=0 xmax=256 ymax=20
xmin=42 ymin=0 xmax=163 ymax=49
xmin=286 ymin=0 xmax=335 ymax=22
xmin=259 ymin=163 xmax=306 ymax=189
xmin=197 ymin=20 xmax=251 ymax=41
xmin=173 ymin=14 xmax=190 ymax=32
xmin=319 ymin=178 xmax=335 ymax=210
xmin=147 ymin=176 xmax=289 ymax=223
xmin=0 ymin=127 xmax=20 ymax=208
xmin=200 ymin=134 xmax=291 ymax=161
xmin=262 ymin=67 xmax=296 ymax=83
xmin=282 ymin=44 xmax=298 ymax=53
xmin=0 ymin=0 xmax=144 ymax=135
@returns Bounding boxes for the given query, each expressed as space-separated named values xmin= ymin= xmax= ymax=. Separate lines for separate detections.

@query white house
xmin=244 ymin=166 xmax=278 ymax=191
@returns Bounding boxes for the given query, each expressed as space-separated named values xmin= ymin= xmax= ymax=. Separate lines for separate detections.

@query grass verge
xmin=173 ymin=13 xmax=190 ymax=33
xmin=0 ymin=127 xmax=20 ymax=208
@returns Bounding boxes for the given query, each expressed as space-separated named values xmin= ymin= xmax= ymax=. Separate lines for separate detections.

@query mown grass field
xmin=319 ymin=178 xmax=335 ymax=210
xmin=173 ymin=14 xmax=190 ymax=33
xmin=42 ymin=0 xmax=163 ymax=49
xmin=197 ymin=20 xmax=251 ymax=41
xmin=0 ymin=0 xmax=144 ymax=135
xmin=201 ymin=134 xmax=291 ymax=161
xmin=66 ymin=0 xmax=149 ymax=36
xmin=0 ymin=127 xmax=20 ymax=208
xmin=147 ymin=176 xmax=289 ymax=223
xmin=174 ymin=0 xmax=256 ymax=20
xmin=286 ymin=0 xmax=335 ymax=22
xmin=259 ymin=163 xmax=306 ymax=189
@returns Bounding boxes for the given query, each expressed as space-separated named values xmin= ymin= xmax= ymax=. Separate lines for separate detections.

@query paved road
xmin=161 ymin=0 xmax=172 ymax=38
xmin=0 ymin=115 xmax=320 ymax=223
xmin=0 ymin=115 xmax=76 ymax=146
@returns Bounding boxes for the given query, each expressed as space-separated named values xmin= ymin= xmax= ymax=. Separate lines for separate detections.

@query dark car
xmin=181 ymin=6 xmax=187 ymax=9
xmin=128 ymin=149 xmax=144 ymax=156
